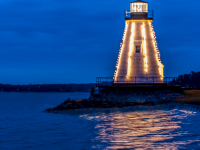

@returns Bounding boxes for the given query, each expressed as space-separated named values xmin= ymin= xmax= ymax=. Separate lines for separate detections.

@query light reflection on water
xmin=81 ymin=109 xmax=200 ymax=149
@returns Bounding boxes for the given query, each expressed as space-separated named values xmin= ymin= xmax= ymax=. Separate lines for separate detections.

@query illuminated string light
xmin=149 ymin=22 xmax=164 ymax=78
xmin=142 ymin=22 xmax=148 ymax=73
xmin=114 ymin=22 xmax=128 ymax=81
xmin=127 ymin=22 xmax=135 ymax=78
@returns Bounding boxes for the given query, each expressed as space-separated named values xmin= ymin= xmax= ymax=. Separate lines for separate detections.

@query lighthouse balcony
xmin=125 ymin=10 xmax=153 ymax=20
xmin=96 ymin=77 xmax=181 ymax=88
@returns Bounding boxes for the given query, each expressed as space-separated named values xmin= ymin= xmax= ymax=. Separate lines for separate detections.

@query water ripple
xmin=82 ymin=109 xmax=200 ymax=149
xmin=1 ymin=92 xmax=200 ymax=149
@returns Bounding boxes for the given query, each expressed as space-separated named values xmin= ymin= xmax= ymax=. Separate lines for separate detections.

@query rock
xmin=93 ymin=94 xmax=102 ymax=98
xmin=102 ymin=103 xmax=111 ymax=108
xmin=79 ymin=104 xmax=86 ymax=108
xmin=45 ymin=108 xmax=54 ymax=112
xmin=62 ymin=104 xmax=70 ymax=108
xmin=45 ymin=90 xmax=187 ymax=112
xmin=61 ymin=99 xmax=74 ymax=105
xmin=91 ymin=103 xmax=96 ymax=107
xmin=67 ymin=99 xmax=74 ymax=102
xmin=65 ymin=102 xmax=73 ymax=107
xmin=75 ymin=99 xmax=86 ymax=103
xmin=54 ymin=105 xmax=68 ymax=110
xmin=125 ymin=102 xmax=135 ymax=106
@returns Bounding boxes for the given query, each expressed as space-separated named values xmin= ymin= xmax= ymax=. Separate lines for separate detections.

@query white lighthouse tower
xmin=113 ymin=0 xmax=164 ymax=85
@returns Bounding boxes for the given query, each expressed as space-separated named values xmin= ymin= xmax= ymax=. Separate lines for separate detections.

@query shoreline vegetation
xmin=175 ymin=90 xmax=200 ymax=105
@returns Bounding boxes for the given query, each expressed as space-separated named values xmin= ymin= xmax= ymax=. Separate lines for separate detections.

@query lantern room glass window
xmin=130 ymin=2 xmax=148 ymax=13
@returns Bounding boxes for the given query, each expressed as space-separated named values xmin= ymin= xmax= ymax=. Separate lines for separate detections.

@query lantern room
xmin=128 ymin=0 xmax=151 ymax=19
xmin=130 ymin=0 xmax=148 ymax=13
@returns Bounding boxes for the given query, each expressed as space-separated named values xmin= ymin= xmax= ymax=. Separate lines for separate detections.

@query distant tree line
xmin=0 ymin=83 xmax=96 ymax=92
xmin=1 ymin=71 xmax=200 ymax=92
xmin=177 ymin=71 xmax=200 ymax=88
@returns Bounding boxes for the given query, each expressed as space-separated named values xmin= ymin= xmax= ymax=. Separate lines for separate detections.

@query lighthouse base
xmin=111 ymin=82 xmax=167 ymax=87
xmin=102 ymin=85 xmax=180 ymax=92
xmin=96 ymin=77 xmax=180 ymax=89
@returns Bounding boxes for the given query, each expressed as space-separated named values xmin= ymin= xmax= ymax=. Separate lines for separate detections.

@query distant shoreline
xmin=0 ymin=83 xmax=96 ymax=93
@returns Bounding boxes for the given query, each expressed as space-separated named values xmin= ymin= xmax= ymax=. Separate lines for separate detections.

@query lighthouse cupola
xmin=130 ymin=0 xmax=149 ymax=19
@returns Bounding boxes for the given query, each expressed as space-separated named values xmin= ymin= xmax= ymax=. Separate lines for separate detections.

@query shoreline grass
xmin=175 ymin=90 xmax=200 ymax=104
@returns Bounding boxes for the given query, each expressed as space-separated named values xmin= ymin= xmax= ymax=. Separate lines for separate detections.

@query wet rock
xmin=93 ymin=94 xmax=102 ymax=98
xmin=59 ymin=99 xmax=74 ymax=106
xmin=65 ymin=99 xmax=74 ymax=103
xmin=45 ymin=107 xmax=54 ymax=111
xmin=75 ymin=99 xmax=86 ymax=103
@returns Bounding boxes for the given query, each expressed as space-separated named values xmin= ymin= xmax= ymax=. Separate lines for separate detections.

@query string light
xmin=149 ymin=21 xmax=164 ymax=79
xmin=142 ymin=22 xmax=148 ymax=73
xmin=114 ymin=22 xmax=128 ymax=80
xmin=127 ymin=22 xmax=135 ymax=78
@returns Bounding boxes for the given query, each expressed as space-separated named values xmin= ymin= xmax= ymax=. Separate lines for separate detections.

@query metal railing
xmin=96 ymin=77 xmax=180 ymax=87
xmin=124 ymin=10 xmax=153 ymax=19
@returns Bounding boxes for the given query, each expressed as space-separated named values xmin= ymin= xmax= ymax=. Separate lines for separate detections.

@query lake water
xmin=1 ymin=92 xmax=200 ymax=150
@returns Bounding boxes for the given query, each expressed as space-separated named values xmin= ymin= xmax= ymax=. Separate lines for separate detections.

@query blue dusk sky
xmin=0 ymin=0 xmax=200 ymax=84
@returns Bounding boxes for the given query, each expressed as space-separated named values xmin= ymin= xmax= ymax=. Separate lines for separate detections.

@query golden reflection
xmin=81 ymin=109 xmax=199 ymax=149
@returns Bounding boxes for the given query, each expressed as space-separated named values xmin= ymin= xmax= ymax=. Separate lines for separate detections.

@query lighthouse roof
xmin=131 ymin=0 xmax=148 ymax=3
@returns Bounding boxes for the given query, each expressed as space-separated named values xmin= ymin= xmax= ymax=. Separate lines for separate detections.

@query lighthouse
xmin=113 ymin=0 xmax=164 ymax=84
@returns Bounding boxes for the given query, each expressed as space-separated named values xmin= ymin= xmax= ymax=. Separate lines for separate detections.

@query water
xmin=1 ymin=92 xmax=200 ymax=149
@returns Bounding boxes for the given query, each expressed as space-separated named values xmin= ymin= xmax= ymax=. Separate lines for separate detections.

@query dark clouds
xmin=0 ymin=0 xmax=200 ymax=84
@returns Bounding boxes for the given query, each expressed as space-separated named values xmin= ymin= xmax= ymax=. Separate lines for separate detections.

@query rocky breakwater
xmin=45 ymin=90 xmax=185 ymax=112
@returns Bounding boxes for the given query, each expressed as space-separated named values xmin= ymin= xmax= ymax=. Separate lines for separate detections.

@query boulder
xmin=66 ymin=99 xmax=74 ymax=103
xmin=61 ymin=99 xmax=74 ymax=105
xmin=75 ymin=99 xmax=86 ymax=103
